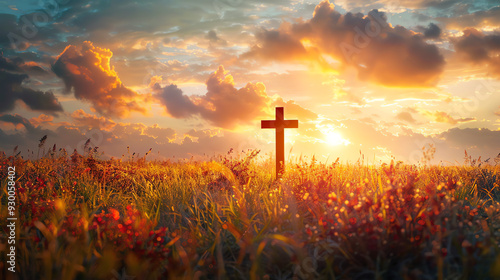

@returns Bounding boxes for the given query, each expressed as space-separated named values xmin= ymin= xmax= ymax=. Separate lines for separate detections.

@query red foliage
xmin=90 ymin=206 xmax=171 ymax=264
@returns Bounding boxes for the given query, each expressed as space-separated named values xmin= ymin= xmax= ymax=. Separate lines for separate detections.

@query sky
xmin=1 ymin=0 xmax=500 ymax=164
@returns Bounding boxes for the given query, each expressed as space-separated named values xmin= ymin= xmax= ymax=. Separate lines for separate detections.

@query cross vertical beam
xmin=261 ymin=107 xmax=298 ymax=178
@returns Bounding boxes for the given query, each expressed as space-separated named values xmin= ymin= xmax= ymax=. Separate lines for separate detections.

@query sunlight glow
xmin=324 ymin=130 xmax=350 ymax=146
xmin=286 ymin=130 xmax=298 ymax=145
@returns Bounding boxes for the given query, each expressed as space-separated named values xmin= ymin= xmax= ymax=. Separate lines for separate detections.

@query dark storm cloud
xmin=0 ymin=55 xmax=63 ymax=113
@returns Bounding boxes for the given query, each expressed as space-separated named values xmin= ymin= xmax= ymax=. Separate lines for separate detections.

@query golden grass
xmin=1 ymin=149 xmax=500 ymax=279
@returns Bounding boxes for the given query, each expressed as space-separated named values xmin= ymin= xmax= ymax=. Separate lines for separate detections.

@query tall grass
xmin=1 ymin=148 xmax=500 ymax=279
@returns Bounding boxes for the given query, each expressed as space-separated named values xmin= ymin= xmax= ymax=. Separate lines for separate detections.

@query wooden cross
xmin=261 ymin=107 xmax=298 ymax=178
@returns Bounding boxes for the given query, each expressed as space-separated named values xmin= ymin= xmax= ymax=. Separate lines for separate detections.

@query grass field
xmin=1 ymin=148 xmax=500 ymax=279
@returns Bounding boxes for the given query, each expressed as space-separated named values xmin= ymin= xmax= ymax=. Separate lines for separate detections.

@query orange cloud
xmin=29 ymin=114 xmax=54 ymax=127
xmin=153 ymin=65 xmax=271 ymax=129
xmin=244 ymin=29 xmax=317 ymax=62
xmin=0 ymin=114 xmax=35 ymax=132
xmin=184 ymin=129 xmax=222 ymax=143
xmin=71 ymin=109 xmax=117 ymax=131
xmin=244 ymin=0 xmax=445 ymax=87
xmin=52 ymin=41 xmax=148 ymax=118
xmin=420 ymin=110 xmax=476 ymax=125
xmin=143 ymin=124 xmax=176 ymax=143
xmin=153 ymin=66 xmax=319 ymax=130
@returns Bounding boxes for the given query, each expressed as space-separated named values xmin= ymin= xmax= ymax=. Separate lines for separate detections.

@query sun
xmin=324 ymin=131 xmax=350 ymax=146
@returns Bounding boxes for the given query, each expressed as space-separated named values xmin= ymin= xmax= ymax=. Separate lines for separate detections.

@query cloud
xmin=112 ymin=57 xmax=213 ymax=89
xmin=154 ymin=83 xmax=200 ymax=118
xmin=17 ymin=0 xmax=256 ymax=67
xmin=272 ymin=97 xmax=318 ymax=121
xmin=206 ymin=30 xmax=227 ymax=46
xmin=153 ymin=65 xmax=320 ymax=129
xmin=71 ymin=109 xmax=117 ymax=131
xmin=0 ymin=114 xmax=36 ymax=132
xmin=396 ymin=112 xmax=417 ymax=123
xmin=109 ymin=122 xmax=177 ymax=145
xmin=52 ymin=41 xmax=148 ymax=118
xmin=1 ymin=112 xmax=500 ymax=165
xmin=243 ymin=29 xmax=313 ymax=62
xmin=29 ymin=114 xmax=54 ymax=127
xmin=333 ymin=0 xmax=461 ymax=11
xmin=143 ymin=124 xmax=176 ymax=143
xmin=452 ymin=28 xmax=500 ymax=78
xmin=18 ymin=61 xmax=49 ymax=76
xmin=420 ymin=109 xmax=476 ymax=124
xmin=154 ymin=65 xmax=272 ymax=129
xmin=438 ymin=6 xmax=500 ymax=30
xmin=438 ymin=127 xmax=500 ymax=149
xmin=392 ymin=0 xmax=458 ymax=9
xmin=0 ymin=112 xmax=255 ymax=161
xmin=324 ymin=119 xmax=500 ymax=164
xmin=416 ymin=23 xmax=442 ymax=39
xmin=243 ymin=0 xmax=445 ymax=87
xmin=0 ymin=55 xmax=63 ymax=113
xmin=0 ymin=13 xmax=29 ymax=50
xmin=17 ymin=89 xmax=62 ymax=112
xmin=184 ymin=128 xmax=222 ymax=142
